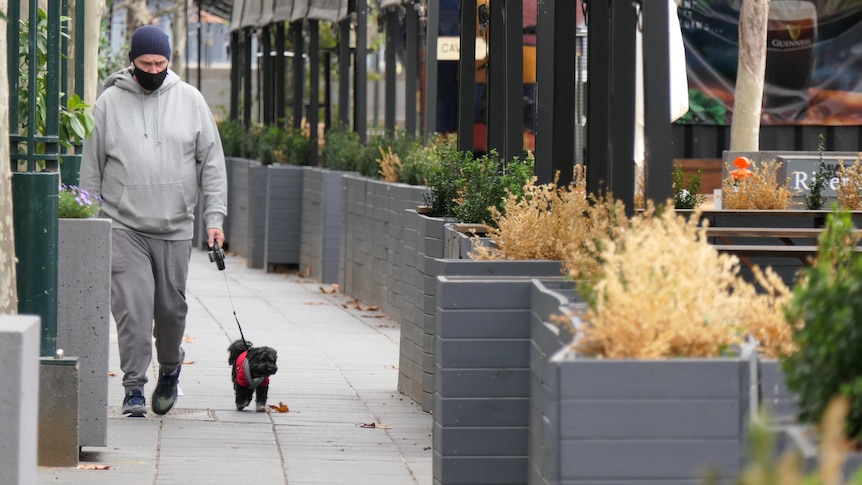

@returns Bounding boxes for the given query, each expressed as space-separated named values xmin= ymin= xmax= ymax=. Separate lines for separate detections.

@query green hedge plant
xmin=783 ymin=208 xmax=862 ymax=441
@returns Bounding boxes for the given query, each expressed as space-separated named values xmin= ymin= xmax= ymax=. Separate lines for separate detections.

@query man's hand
xmin=207 ymin=228 xmax=225 ymax=249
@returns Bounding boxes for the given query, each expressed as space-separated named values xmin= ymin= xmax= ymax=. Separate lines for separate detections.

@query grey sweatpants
xmin=111 ymin=229 xmax=191 ymax=392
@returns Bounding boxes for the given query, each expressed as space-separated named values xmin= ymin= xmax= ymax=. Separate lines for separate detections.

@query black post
xmin=276 ymin=23 xmax=287 ymax=123
xmin=292 ymin=21 xmax=305 ymax=131
xmin=405 ymin=2 xmax=418 ymax=137
xmin=243 ymin=29 xmax=253 ymax=128
xmin=309 ymin=20 xmax=320 ymax=165
xmin=385 ymin=7 xmax=397 ymax=135
xmin=609 ymin=0 xmax=637 ymax=213
xmin=262 ymin=26 xmax=274 ymax=125
xmin=355 ymin=0 xmax=368 ymax=142
xmin=338 ymin=18 xmax=351 ymax=127
xmin=586 ymin=0 xmax=610 ymax=197
xmin=504 ymin=0 xmax=523 ymax=161
xmin=423 ymin=0 xmax=440 ymax=142
xmin=642 ymin=1 xmax=673 ymax=204
xmin=230 ymin=31 xmax=240 ymax=121
xmin=535 ymin=0 xmax=576 ymax=185
xmin=324 ymin=51 xmax=333 ymax=132
xmin=457 ymin=0 xmax=476 ymax=152
xmin=486 ymin=0 xmax=505 ymax=154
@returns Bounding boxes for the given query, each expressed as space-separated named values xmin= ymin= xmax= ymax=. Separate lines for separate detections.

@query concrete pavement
xmin=38 ymin=248 xmax=432 ymax=484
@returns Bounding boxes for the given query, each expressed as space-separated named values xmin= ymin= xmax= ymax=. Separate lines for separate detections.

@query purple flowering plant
xmin=58 ymin=184 xmax=101 ymax=218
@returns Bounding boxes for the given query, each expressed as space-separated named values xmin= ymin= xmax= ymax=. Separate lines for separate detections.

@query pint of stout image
xmin=763 ymin=1 xmax=818 ymax=122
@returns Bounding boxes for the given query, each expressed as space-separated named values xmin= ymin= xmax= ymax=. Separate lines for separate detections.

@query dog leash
xmin=209 ymin=242 xmax=249 ymax=348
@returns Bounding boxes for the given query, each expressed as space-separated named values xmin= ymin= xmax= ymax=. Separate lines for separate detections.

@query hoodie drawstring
xmin=140 ymin=89 xmax=162 ymax=145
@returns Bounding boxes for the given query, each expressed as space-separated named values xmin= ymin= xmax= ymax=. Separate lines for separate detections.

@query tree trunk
xmin=171 ymin=1 xmax=189 ymax=82
xmin=124 ymin=0 xmax=153 ymax=35
xmin=0 ymin=0 xmax=19 ymax=314
xmin=83 ymin=0 xmax=105 ymax=108
xmin=730 ymin=0 xmax=770 ymax=151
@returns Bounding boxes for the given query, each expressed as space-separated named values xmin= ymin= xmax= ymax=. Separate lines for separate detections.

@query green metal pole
xmin=12 ymin=172 xmax=60 ymax=357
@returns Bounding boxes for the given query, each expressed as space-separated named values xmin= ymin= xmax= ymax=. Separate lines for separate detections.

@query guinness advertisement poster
xmin=678 ymin=0 xmax=862 ymax=126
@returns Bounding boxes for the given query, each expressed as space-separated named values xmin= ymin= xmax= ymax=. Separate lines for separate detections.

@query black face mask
xmin=133 ymin=66 xmax=168 ymax=92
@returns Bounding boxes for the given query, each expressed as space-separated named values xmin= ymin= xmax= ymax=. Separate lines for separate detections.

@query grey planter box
xmin=546 ymin=354 xmax=748 ymax=482
xmin=433 ymin=275 xmax=568 ymax=485
xmin=300 ymin=167 xmax=347 ymax=283
xmin=224 ymin=157 xmax=260 ymax=258
xmin=263 ymin=164 xmax=304 ymax=271
xmin=339 ymin=175 xmax=427 ymax=315
xmin=57 ymin=218 xmax=111 ymax=448
xmin=247 ymin=165 xmax=268 ymax=269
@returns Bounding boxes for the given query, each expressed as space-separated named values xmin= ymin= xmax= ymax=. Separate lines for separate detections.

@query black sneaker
xmin=151 ymin=367 xmax=180 ymax=415
xmin=122 ymin=389 xmax=147 ymax=417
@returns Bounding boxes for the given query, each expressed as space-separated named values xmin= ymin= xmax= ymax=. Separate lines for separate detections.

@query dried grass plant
xmin=573 ymin=202 xmax=794 ymax=359
xmin=721 ymin=159 xmax=797 ymax=210
xmin=377 ymin=147 xmax=402 ymax=183
xmin=836 ymin=154 xmax=862 ymax=210
xmin=470 ymin=167 xmax=628 ymax=280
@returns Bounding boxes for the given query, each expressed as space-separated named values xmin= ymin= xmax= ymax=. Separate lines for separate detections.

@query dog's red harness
xmin=235 ymin=350 xmax=271 ymax=389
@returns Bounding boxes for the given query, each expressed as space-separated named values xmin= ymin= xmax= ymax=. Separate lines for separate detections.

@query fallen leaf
xmin=182 ymin=335 xmax=195 ymax=343
xmin=359 ymin=422 xmax=391 ymax=429
xmin=77 ymin=464 xmax=110 ymax=470
xmin=183 ymin=361 xmax=196 ymax=365
xmin=320 ymin=285 xmax=338 ymax=294
xmin=268 ymin=402 xmax=290 ymax=413
xmin=107 ymin=371 xmax=116 ymax=377
xmin=363 ymin=315 xmax=386 ymax=319
xmin=304 ymin=301 xmax=325 ymax=305
xmin=376 ymin=323 xmax=396 ymax=327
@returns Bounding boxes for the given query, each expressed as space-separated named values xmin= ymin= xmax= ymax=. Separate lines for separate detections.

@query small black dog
xmin=227 ymin=340 xmax=278 ymax=412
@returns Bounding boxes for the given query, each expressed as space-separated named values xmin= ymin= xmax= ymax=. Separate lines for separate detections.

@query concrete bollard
xmin=0 ymin=315 xmax=41 ymax=485
xmin=38 ymin=355 xmax=80 ymax=467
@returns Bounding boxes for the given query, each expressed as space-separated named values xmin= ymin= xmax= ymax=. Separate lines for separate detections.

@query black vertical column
xmin=423 ymin=0 xmax=440 ymax=142
xmin=309 ymin=20 xmax=320 ymax=164
xmin=230 ymin=30 xmax=240 ymax=121
xmin=535 ymin=0 xmax=575 ymax=185
xmin=338 ymin=18 xmax=351 ymax=128
xmin=608 ymin=0 xmax=637 ymax=213
xmin=584 ymin=0 xmax=638 ymax=211
xmin=586 ymin=0 xmax=610 ymax=196
xmin=457 ymin=0 xmax=477 ymax=152
xmin=262 ymin=26 xmax=274 ymax=125
xmin=292 ymin=21 xmax=305 ymax=131
xmin=325 ymin=51 xmax=333 ymax=132
xmin=243 ymin=29 xmax=253 ymax=128
xmin=355 ymin=0 xmax=368 ymax=142
xmin=643 ymin=2 xmax=673 ymax=203
xmin=486 ymin=0 xmax=505 ymax=154
xmin=504 ymin=0 xmax=523 ymax=161
xmin=276 ymin=23 xmax=287 ymax=124
xmin=385 ymin=7 xmax=397 ymax=135
xmin=405 ymin=2 xmax=418 ymax=137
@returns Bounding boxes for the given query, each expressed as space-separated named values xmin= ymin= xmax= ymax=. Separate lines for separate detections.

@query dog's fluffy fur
xmin=227 ymin=340 xmax=278 ymax=412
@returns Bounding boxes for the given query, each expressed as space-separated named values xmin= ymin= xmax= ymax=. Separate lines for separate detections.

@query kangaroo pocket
xmin=117 ymin=184 xmax=188 ymax=234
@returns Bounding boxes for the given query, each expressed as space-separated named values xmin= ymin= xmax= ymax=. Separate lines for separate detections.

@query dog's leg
xmin=235 ymin=384 xmax=254 ymax=411
xmin=254 ymin=385 xmax=269 ymax=412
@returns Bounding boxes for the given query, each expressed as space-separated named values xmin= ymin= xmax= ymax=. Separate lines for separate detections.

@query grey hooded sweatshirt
xmin=81 ymin=67 xmax=227 ymax=240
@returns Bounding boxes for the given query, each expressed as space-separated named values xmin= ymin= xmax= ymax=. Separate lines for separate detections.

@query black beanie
xmin=129 ymin=25 xmax=171 ymax=62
